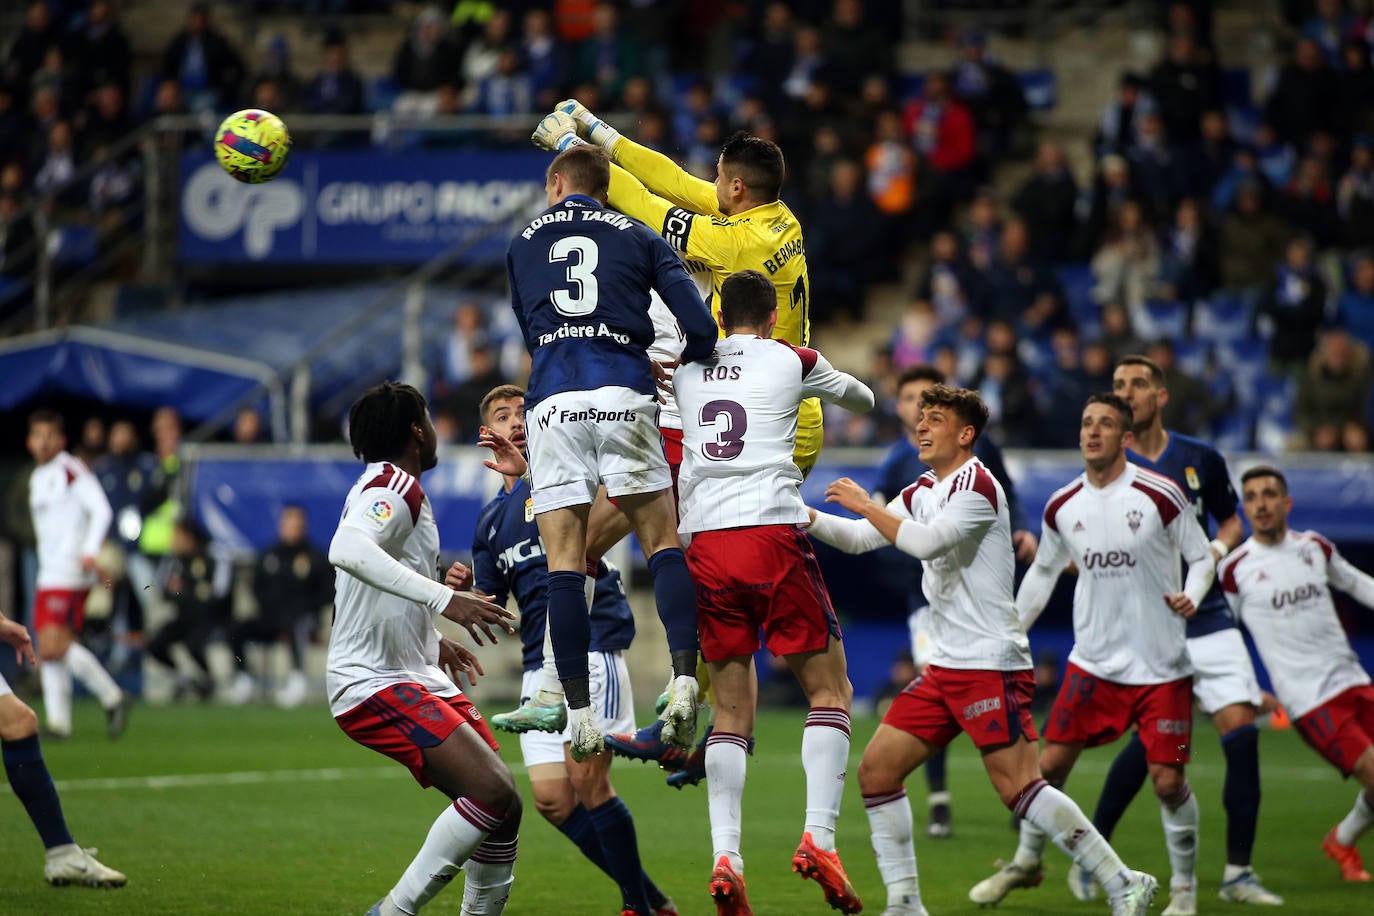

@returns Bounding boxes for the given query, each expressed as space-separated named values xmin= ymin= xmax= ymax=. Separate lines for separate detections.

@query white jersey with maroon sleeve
xmin=675 ymin=335 xmax=868 ymax=534
xmin=898 ymin=459 xmax=1032 ymax=671
xmin=647 ymin=261 xmax=711 ymax=431
xmin=326 ymin=462 xmax=458 ymax=717
xmin=1035 ymin=463 xmax=1209 ymax=684
xmin=29 ymin=451 xmax=112 ymax=589
xmin=1220 ymin=529 xmax=1374 ymax=717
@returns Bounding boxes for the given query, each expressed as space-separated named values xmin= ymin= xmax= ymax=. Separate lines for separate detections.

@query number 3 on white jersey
xmin=549 ymin=235 xmax=599 ymax=316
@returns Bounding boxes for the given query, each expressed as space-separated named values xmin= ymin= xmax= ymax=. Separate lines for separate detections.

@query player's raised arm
xmin=1323 ymin=535 xmax=1374 ymax=608
xmin=799 ymin=349 xmax=875 ymax=414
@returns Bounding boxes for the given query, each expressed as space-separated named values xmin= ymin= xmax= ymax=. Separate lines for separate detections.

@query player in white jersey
xmin=0 ymin=609 xmax=126 ymax=888
xmin=1220 ymin=465 xmax=1374 ymax=882
xmin=668 ymin=269 xmax=873 ymax=915
xmin=25 ymin=411 xmax=128 ymax=740
xmin=973 ymin=392 xmax=1213 ymax=916
xmin=326 ymin=382 xmax=522 ymax=916
xmin=808 ymin=386 xmax=1157 ymax=916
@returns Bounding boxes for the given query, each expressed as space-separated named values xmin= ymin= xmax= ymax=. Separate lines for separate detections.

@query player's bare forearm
xmin=610 ymin=135 xmax=719 ymax=214
xmin=1215 ymin=514 xmax=1243 ymax=551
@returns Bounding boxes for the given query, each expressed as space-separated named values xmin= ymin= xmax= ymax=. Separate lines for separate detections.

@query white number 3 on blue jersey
xmin=549 ymin=235 xmax=599 ymax=316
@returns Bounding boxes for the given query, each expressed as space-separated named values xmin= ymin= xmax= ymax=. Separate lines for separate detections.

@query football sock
xmin=460 ymin=838 xmax=517 ymax=916
xmin=1220 ymin=723 xmax=1260 ymax=867
xmin=862 ymin=788 xmax=921 ymax=904
xmin=546 ymin=570 xmax=591 ymax=703
xmin=1335 ymin=790 xmax=1374 ymax=846
xmin=534 ymin=620 xmax=562 ymax=701
xmin=1 ymin=734 xmax=74 ymax=849
xmin=39 ymin=661 xmax=72 ymax=735
xmin=64 ymin=642 xmax=123 ymax=708
xmin=646 ymin=548 xmax=699 ymax=661
xmin=391 ymin=797 xmax=501 ymax=913
xmin=1092 ymin=730 xmax=1148 ymax=841
xmin=1013 ymin=778 xmax=1131 ymax=893
xmin=1159 ymin=783 xmax=1199 ymax=888
xmin=802 ymin=706 xmax=851 ymax=851
xmin=556 ymin=803 xmax=611 ymax=871
xmin=589 ymin=797 xmax=652 ymax=914
xmin=707 ymin=731 xmax=750 ymax=874
xmin=925 ymin=745 xmax=948 ymax=794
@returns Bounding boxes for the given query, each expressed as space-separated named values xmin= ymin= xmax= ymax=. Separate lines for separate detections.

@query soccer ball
xmin=214 ymin=109 xmax=291 ymax=184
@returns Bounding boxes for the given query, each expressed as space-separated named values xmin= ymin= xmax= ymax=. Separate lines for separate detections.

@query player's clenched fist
xmin=531 ymin=110 xmax=582 ymax=152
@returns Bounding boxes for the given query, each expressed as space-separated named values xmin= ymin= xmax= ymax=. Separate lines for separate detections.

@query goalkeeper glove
xmin=555 ymin=99 xmax=622 ymax=150
xmin=531 ymin=110 xmax=585 ymax=153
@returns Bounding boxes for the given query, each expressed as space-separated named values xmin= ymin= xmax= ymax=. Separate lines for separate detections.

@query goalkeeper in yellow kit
xmin=533 ymin=101 xmax=823 ymax=474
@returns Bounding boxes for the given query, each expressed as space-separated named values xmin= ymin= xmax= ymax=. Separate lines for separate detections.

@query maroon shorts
xmin=688 ymin=525 xmax=841 ymax=663
xmin=883 ymin=665 xmax=1038 ymax=749
xmin=335 ymin=683 xmax=499 ymax=787
xmin=33 ymin=589 xmax=88 ymax=633
xmin=1043 ymin=662 xmax=1193 ymax=765
xmin=1294 ymin=684 xmax=1374 ymax=776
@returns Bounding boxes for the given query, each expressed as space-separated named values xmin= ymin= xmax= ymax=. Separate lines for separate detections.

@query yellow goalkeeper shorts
xmin=793 ymin=397 xmax=823 ymax=478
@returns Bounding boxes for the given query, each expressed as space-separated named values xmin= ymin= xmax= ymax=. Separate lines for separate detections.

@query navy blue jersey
xmin=507 ymin=194 xmax=717 ymax=404
xmin=471 ymin=478 xmax=634 ymax=671
xmin=1126 ymin=430 xmax=1240 ymax=636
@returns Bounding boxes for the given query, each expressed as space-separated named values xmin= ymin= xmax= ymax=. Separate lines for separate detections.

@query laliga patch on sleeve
xmin=365 ymin=498 xmax=394 ymax=528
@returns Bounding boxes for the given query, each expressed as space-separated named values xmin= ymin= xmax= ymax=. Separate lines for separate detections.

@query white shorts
xmin=1188 ymin=628 xmax=1262 ymax=714
xmin=907 ymin=605 xmax=933 ymax=670
xmin=0 ymin=672 xmax=10 ymax=697
xmin=518 ymin=650 xmax=636 ymax=768
xmin=525 ymin=387 xmax=670 ymax=513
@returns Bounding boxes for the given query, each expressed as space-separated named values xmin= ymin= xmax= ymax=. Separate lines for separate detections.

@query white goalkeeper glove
xmin=531 ymin=110 xmax=585 ymax=153
xmin=555 ymin=99 xmax=622 ymax=150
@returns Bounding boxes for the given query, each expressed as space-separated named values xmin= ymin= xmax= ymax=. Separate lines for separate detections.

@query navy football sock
xmin=2 ymin=734 xmax=74 ymax=850
xmin=589 ymin=797 xmax=652 ymax=914
xmin=646 ymin=548 xmax=699 ymax=663
xmin=926 ymin=745 xmax=949 ymax=794
xmin=547 ymin=570 xmax=591 ymax=704
xmin=1221 ymin=723 xmax=1261 ymax=867
xmin=1092 ymin=731 xmax=1149 ymax=841
xmin=556 ymin=804 xmax=612 ymax=872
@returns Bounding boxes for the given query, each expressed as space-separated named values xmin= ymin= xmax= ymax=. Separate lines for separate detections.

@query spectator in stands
xmin=972 ymin=341 xmax=1039 ymax=448
xmin=147 ymin=80 xmax=198 ymax=157
xmin=1259 ymin=234 xmax=1329 ymax=375
xmin=230 ymin=505 xmax=332 ymax=708
xmin=32 ymin=120 xmax=78 ymax=203
xmin=1012 ymin=139 xmax=1078 ymax=263
xmin=1338 ymin=136 xmax=1374 ymax=249
xmin=1303 ymin=0 xmax=1356 ymax=66
xmin=1296 ymin=328 xmax=1372 ymax=452
xmin=87 ymin=141 xmax=140 ymax=223
xmin=1100 ymin=301 xmax=1148 ymax=362
xmin=570 ymin=3 xmax=640 ymax=104
xmin=132 ymin=406 xmax=185 ymax=617
xmin=444 ymin=342 xmax=504 ymax=441
xmin=823 ymin=0 xmax=892 ymax=99
xmin=3 ymin=1 xmax=57 ymax=100
xmin=890 ymin=300 xmax=938 ymax=370
xmin=960 ymin=190 xmax=1001 ymax=270
xmin=459 ymin=8 xmax=513 ymax=105
xmin=1092 ymin=199 xmax=1164 ymax=325
xmin=93 ymin=419 xmax=157 ymax=620
xmin=749 ymin=1 xmax=797 ymax=110
xmin=521 ymin=7 xmax=563 ymax=110
xmin=1077 ymin=152 xmax=1143 ymax=259
xmin=1336 ymin=38 xmax=1374 ymax=141
xmin=916 ymin=230 xmax=982 ymax=328
xmin=392 ymin=6 xmax=462 ymax=115
xmin=982 ymin=217 xmax=1066 ymax=329
xmin=803 ymin=122 xmax=845 ymax=202
xmin=809 ymin=158 xmax=881 ymax=323
xmin=865 ymin=108 xmax=917 ymax=272
xmin=160 ymin=2 xmax=245 ymax=114
xmin=1253 ymin=121 xmax=1297 ymax=189
xmin=76 ymin=0 xmax=131 ymax=98
xmin=304 ymin=34 xmax=365 ymax=121
xmin=904 ymin=71 xmax=977 ymax=229
xmin=30 ymin=44 xmax=78 ymax=119
xmin=76 ymin=417 xmax=106 ymax=468
xmin=1149 ymin=32 xmax=1220 ymax=144
xmin=1266 ymin=37 xmax=1336 ymax=146
xmin=0 ymin=192 xmax=35 ymax=285
xmin=248 ymin=35 xmax=302 ymax=113
xmin=0 ymin=84 xmax=25 ymax=168
xmin=146 ymin=518 xmax=223 ymax=701
xmin=1220 ymin=179 xmax=1289 ymax=297
xmin=1160 ymin=197 xmax=1220 ymax=302
xmin=1129 ymin=111 xmax=1189 ymax=219
xmin=474 ymin=46 xmax=533 ymax=116
xmin=1281 ymin=154 xmax=1338 ymax=247
xmin=1190 ymin=108 xmax=1235 ymax=199
xmin=1338 ymin=252 xmax=1374 ymax=351
xmin=949 ymin=28 xmax=1027 ymax=161
xmin=1096 ymin=72 xmax=1154 ymax=158
xmin=1211 ymin=144 xmax=1273 ymax=214
xmin=1037 ymin=326 xmax=1097 ymax=447
xmin=78 ymin=83 xmax=130 ymax=159
xmin=232 ymin=408 xmax=263 ymax=444
xmin=781 ymin=25 xmax=829 ymax=106
xmin=672 ymin=79 xmax=720 ymax=151
xmin=1149 ymin=339 xmax=1225 ymax=437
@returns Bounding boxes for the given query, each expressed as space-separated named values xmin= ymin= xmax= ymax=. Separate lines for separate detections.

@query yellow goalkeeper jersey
xmin=607 ymin=136 xmax=822 ymax=474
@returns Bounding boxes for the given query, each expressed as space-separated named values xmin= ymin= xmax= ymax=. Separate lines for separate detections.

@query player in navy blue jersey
xmin=507 ymin=144 xmax=717 ymax=760
xmin=1069 ymin=355 xmax=1282 ymax=908
xmin=446 ymin=385 xmax=677 ymax=916
xmin=871 ymin=365 xmax=1038 ymax=841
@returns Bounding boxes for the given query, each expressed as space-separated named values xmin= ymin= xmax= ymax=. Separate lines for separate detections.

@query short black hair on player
xmin=1241 ymin=464 xmax=1289 ymax=495
xmin=1116 ymin=354 xmax=1165 ymax=386
xmin=28 ymin=409 xmax=64 ymax=433
xmin=896 ymin=365 xmax=946 ymax=392
xmin=1086 ymin=392 xmax=1135 ymax=431
xmin=719 ymin=269 xmax=776 ymax=330
xmin=919 ymin=384 xmax=989 ymax=441
xmin=480 ymin=384 xmax=526 ymax=425
xmin=348 ymin=381 xmax=428 ymax=463
xmin=720 ymin=131 xmax=784 ymax=201
xmin=548 ymin=144 xmax=610 ymax=199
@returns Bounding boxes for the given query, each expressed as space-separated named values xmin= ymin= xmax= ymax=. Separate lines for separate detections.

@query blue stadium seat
xmin=1057 ymin=263 xmax=1096 ymax=327
xmin=1193 ymin=294 xmax=1251 ymax=342
xmin=1019 ymin=69 xmax=1056 ymax=111
xmin=1137 ymin=300 xmax=1189 ymax=341
xmin=1213 ymin=408 xmax=1255 ymax=452
xmin=1254 ymin=374 xmax=1296 ymax=419
xmin=1172 ymin=338 xmax=1210 ymax=377
xmin=367 ymin=76 xmax=399 ymax=113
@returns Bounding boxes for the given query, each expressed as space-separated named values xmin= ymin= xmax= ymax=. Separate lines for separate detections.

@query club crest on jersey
xmin=1126 ymin=509 xmax=1143 ymax=533
xmin=1185 ymin=466 xmax=1201 ymax=491
xmin=524 ymin=498 xmax=534 ymax=522
xmin=1299 ymin=546 xmax=1315 ymax=567
xmin=1073 ymin=520 xmax=1085 ymax=532
xmin=366 ymin=498 xmax=393 ymax=528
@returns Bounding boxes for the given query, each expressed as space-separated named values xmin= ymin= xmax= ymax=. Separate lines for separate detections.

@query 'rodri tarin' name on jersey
xmin=471 ymin=477 xmax=634 ymax=671
xmin=506 ymin=194 xmax=717 ymax=404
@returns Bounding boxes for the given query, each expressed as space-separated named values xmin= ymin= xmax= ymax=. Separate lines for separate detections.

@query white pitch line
xmin=4 ymin=766 xmax=407 ymax=794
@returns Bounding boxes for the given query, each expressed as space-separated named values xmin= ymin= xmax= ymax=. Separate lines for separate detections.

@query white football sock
xmin=460 ymin=839 xmax=517 ymax=915
xmin=802 ymin=707 xmax=851 ymax=851
xmin=533 ymin=623 xmax=562 ymax=703
xmin=40 ymin=660 xmax=72 ymax=735
xmin=1336 ymin=790 xmax=1374 ymax=846
xmin=863 ymin=788 xmax=921 ymax=906
xmin=391 ymin=798 xmax=501 ymax=912
xmin=64 ymin=642 xmax=122 ymax=708
xmin=1016 ymin=779 xmax=1132 ymax=895
xmin=1160 ymin=784 xmax=1199 ymax=889
xmin=707 ymin=731 xmax=750 ymax=874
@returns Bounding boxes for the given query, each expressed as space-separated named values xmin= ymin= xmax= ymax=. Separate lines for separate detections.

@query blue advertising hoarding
xmin=178 ymin=149 xmax=549 ymax=264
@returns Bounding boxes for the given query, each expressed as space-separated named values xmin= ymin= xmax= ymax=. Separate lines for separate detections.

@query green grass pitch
xmin=2 ymin=701 xmax=1371 ymax=914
